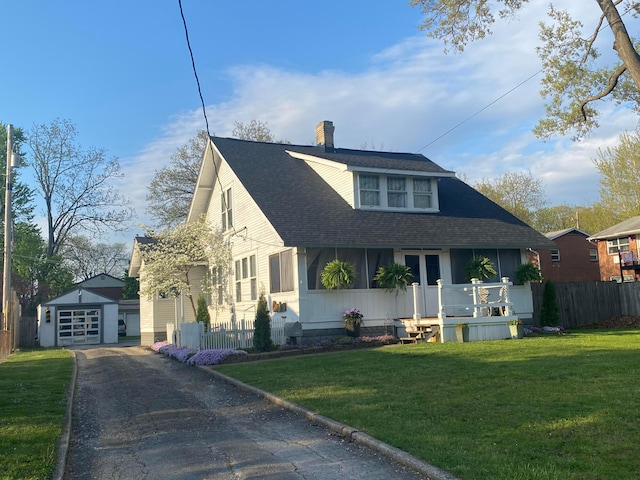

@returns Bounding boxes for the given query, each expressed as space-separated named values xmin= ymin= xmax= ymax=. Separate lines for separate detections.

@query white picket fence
xmin=173 ymin=316 xmax=287 ymax=351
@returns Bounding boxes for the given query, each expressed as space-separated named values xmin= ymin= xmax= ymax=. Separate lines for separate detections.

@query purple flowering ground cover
xmin=151 ymin=334 xmax=397 ymax=366
xmin=151 ymin=342 xmax=249 ymax=366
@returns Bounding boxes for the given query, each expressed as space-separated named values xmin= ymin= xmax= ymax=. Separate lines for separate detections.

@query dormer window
xmin=387 ymin=177 xmax=407 ymax=207
xmin=357 ymin=173 xmax=436 ymax=211
xmin=359 ymin=175 xmax=380 ymax=206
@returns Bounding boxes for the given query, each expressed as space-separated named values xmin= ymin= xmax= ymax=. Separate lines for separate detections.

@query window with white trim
xmin=221 ymin=187 xmax=233 ymax=231
xmin=249 ymin=255 xmax=257 ymax=300
xmin=387 ymin=177 xmax=407 ymax=208
xmin=413 ymin=178 xmax=433 ymax=208
xmin=235 ymin=260 xmax=242 ymax=302
xmin=359 ymin=175 xmax=380 ymax=206
xmin=589 ymin=249 xmax=598 ymax=262
xmin=269 ymin=249 xmax=294 ymax=293
xmin=234 ymin=254 xmax=257 ymax=302
xmin=551 ymin=249 xmax=560 ymax=262
xmin=607 ymin=237 xmax=630 ymax=255
xmin=357 ymin=174 xmax=435 ymax=211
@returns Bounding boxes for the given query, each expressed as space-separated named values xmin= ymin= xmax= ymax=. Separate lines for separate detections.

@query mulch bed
xmin=219 ymin=339 xmax=399 ymax=364
xmin=585 ymin=315 xmax=640 ymax=329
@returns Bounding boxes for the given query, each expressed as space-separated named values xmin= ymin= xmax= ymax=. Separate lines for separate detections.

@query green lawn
xmin=0 ymin=348 xmax=73 ymax=480
xmin=216 ymin=330 xmax=640 ymax=480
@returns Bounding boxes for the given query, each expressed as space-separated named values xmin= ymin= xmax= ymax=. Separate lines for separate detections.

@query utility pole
xmin=2 ymin=124 xmax=14 ymax=331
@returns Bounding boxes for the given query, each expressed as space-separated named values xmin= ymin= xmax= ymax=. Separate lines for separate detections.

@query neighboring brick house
xmin=535 ymin=228 xmax=600 ymax=282
xmin=587 ymin=216 xmax=640 ymax=282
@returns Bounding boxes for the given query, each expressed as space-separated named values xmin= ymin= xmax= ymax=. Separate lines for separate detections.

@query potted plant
xmin=507 ymin=318 xmax=524 ymax=339
xmin=516 ymin=263 xmax=542 ymax=284
xmin=455 ymin=322 xmax=470 ymax=342
xmin=464 ymin=256 xmax=496 ymax=282
xmin=373 ymin=263 xmax=413 ymax=293
xmin=373 ymin=263 xmax=413 ymax=324
xmin=343 ymin=308 xmax=364 ymax=337
xmin=321 ymin=260 xmax=355 ymax=289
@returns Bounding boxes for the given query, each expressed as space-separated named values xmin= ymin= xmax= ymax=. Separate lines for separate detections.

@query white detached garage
xmin=38 ymin=288 xmax=119 ymax=347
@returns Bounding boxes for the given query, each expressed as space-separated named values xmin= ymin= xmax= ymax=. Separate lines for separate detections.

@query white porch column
xmin=412 ymin=282 xmax=421 ymax=321
xmin=471 ymin=278 xmax=481 ymax=318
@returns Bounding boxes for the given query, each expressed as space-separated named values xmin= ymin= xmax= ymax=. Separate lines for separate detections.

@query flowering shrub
xmin=151 ymin=341 xmax=171 ymax=352
xmin=163 ymin=345 xmax=194 ymax=362
xmin=360 ymin=334 xmax=394 ymax=343
xmin=187 ymin=349 xmax=248 ymax=366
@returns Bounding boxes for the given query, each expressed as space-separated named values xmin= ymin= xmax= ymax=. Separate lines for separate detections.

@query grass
xmin=216 ymin=330 xmax=640 ymax=480
xmin=0 ymin=348 xmax=73 ymax=480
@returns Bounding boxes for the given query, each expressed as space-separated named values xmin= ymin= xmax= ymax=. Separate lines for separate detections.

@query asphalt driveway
xmin=62 ymin=344 xmax=439 ymax=480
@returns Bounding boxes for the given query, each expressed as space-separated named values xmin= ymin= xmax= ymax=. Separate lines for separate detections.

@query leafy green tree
xmin=533 ymin=205 xmax=580 ymax=233
xmin=474 ymin=171 xmax=548 ymax=226
xmin=26 ymin=118 xmax=133 ymax=257
xmin=253 ymin=291 xmax=273 ymax=352
xmin=196 ymin=294 xmax=211 ymax=332
xmin=146 ymin=130 xmax=208 ymax=229
xmin=1 ymin=122 xmax=35 ymax=224
xmin=121 ymin=270 xmax=140 ymax=300
xmin=574 ymin=203 xmax=622 ymax=234
xmin=12 ymin=222 xmax=73 ymax=315
xmin=138 ymin=219 xmax=231 ymax=316
xmin=541 ymin=280 xmax=560 ymax=327
xmin=410 ymin=1 xmax=640 ymax=139
xmin=592 ymin=130 xmax=640 ymax=221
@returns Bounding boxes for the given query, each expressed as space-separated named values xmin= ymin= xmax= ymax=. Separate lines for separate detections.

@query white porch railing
xmin=171 ymin=316 xmax=287 ymax=351
xmin=431 ymin=277 xmax=518 ymax=342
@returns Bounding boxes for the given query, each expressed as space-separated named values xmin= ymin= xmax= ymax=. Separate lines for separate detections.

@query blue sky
xmin=2 ymin=1 xmax=637 ymax=245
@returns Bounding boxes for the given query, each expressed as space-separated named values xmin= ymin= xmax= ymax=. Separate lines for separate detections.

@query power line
xmin=415 ymin=69 xmax=542 ymax=153
xmin=177 ymin=0 xmax=236 ymax=236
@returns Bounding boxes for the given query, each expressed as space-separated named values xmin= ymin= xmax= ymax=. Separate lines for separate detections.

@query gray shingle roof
xmin=212 ymin=136 xmax=555 ymax=249
xmin=587 ymin=216 xmax=640 ymax=241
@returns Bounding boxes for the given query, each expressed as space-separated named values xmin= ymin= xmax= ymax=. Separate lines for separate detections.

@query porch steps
xmin=398 ymin=325 xmax=440 ymax=344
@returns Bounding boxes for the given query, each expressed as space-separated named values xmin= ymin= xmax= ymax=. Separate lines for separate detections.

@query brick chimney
xmin=315 ymin=121 xmax=335 ymax=150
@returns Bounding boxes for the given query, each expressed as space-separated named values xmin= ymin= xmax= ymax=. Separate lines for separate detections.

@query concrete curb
xmin=52 ymin=349 xmax=77 ymax=480
xmin=201 ymin=366 xmax=460 ymax=480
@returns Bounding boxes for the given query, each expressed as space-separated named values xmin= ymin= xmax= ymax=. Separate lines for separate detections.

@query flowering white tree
xmin=139 ymin=219 xmax=231 ymax=316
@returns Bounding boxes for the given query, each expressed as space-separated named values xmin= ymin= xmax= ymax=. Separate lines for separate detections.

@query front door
xmin=403 ymin=253 xmax=442 ymax=317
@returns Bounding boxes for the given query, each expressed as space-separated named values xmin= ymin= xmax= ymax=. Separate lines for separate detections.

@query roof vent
xmin=315 ymin=121 xmax=335 ymax=150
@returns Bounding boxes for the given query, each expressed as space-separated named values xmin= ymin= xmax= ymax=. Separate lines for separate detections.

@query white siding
xmin=204 ymin=151 xmax=294 ymax=325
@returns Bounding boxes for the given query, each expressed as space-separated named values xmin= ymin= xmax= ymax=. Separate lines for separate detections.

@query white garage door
xmin=58 ymin=308 xmax=101 ymax=346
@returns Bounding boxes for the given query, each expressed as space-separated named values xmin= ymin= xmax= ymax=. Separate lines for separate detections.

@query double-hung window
xmin=359 ymin=175 xmax=380 ymax=206
xmin=387 ymin=177 xmax=407 ymax=208
xmin=221 ymin=188 xmax=232 ymax=231
xmin=235 ymin=255 xmax=257 ymax=302
xmin=413 ymin=178 xmax=432 ymax=209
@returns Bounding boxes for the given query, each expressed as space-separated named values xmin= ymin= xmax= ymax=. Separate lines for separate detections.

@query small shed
xmin=38 ymin=288 xmax=119 ymax=347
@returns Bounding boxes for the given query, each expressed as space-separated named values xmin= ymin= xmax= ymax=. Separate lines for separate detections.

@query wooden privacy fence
xmin=531 ymin=281 xmax=640 ymax=328
xmin=176 ymin=316 xmax=287 ymax=351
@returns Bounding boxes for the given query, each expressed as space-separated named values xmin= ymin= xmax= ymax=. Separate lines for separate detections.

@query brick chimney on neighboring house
xmin=315 ymin=121 xmax=335 ymax=151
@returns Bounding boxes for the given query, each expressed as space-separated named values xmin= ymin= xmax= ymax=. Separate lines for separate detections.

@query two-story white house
xmin=130 ymin=121 xmax=555 ymax=346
